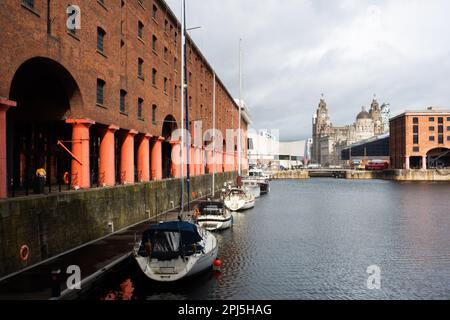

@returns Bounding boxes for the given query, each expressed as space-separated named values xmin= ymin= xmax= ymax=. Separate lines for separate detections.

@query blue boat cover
xmin=142 ymin=221 xmax=202 ymax=245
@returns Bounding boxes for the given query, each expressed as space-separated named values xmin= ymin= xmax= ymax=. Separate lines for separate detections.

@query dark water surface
xmin=81 ymin=179 xmax=450 ymax=300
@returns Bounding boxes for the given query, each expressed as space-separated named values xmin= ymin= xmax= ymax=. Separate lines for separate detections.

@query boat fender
xmin=20 ymin=244 xmax=29 ymax=261
xmin=213 ymin=258 xmax=222 ymax=271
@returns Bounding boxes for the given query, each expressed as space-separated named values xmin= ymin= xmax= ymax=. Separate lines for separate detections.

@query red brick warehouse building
xmin=390 ymin=107 xmax=450 ymax=169
xmin=0 ymin=0 xmax=250 ymax=198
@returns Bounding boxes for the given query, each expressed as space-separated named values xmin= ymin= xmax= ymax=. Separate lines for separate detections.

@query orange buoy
xmin=19 ymin=245 xmax=29 ymax=261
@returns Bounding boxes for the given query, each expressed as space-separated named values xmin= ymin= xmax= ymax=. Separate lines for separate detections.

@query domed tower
xmin=352 ymin=106 xmax=375 ymax=142
xmin=369 ymin=97 xmax=384 ymax=135
xmin=312 ymin=96 xmax=332 ymax=163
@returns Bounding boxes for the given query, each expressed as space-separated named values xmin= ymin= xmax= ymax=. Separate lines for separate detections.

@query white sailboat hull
xmin=134 ymin=231 xmax=218 ymax=282
xmin=197 ymin=213 xmax=233 ymax=231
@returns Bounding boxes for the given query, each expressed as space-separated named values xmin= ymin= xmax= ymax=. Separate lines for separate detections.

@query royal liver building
xmin=311 ymin=97 xmax=385 ymax=166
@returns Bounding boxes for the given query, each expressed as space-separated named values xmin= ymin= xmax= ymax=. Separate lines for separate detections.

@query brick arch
xmin=9 ymin=56 xmax=84 ymax=117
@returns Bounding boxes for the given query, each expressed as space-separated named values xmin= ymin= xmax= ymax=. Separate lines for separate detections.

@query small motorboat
xmin=248 ymin=168 xmax=270 ymax=195
xmin=194 ymin=201 xmax=233 ymax=231
xmin=224 ymin=187 xmax=255 ymax=211
xmin=133 ymin=221 xmax=218 ymax=282
xmin=242 ymin=178 xmax=261 ymax=198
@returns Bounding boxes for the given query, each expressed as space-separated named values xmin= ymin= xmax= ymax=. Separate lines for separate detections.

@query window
xmin=164 ymin=47 xmax=168 ymax=60
xmin=447 ymin=117 xmax=450 ymax=122
xmin=438 ymin=117 xmax=443 ymax=124
xmin=97 ymin=27 xmax=106 ymax=52
xmin=188 ymin=72 xmax=192 ymax=83
xmin=413 ymin=135 xmax=419 ymax=144
xmin=96 ymin=79 xmax=105 ymax=105
xmin=447 ymin=126 xmax=450 ymax=131
xmin=413 ymin=126 xmax=418 ymax=134
xmin=174 ymin=32 xmax=177 ymax=43
xmin=200 ymin=83 xmax=203 ymax=93
xmin=438 ymin=135 xmax=444 ymax=144
xmin=438 ymin=126 xmax=443 ymax=134
xmin=152 ymin=68 xmax=157 ymax=86
xmin=447 ymin=136 xmax=450 ymax=141
xmin=429 ymin=136 xmax=435 ymax=142
xmin=174 ymin=85 xmax=177 ymax=99
xmin=152 ymin=35 xmax=157 ymax=51
xmin=413 ymin=146 xmax=419 ymax=152
xmin=412 ymin=117 xmax=419 ymax=124
xmin=120 ymin=90 xmax=127 ymax=113
xmin=429 ymin=117 xmax=435 ymax=122
xmin=164 ymin=77 xmax=168 ymax=93
xmin=164 ymin=19 xmax=168 ymax=31
xmin=137 ymin=98 xmax=143 ymax=119
xmin=152 ymin=4 xmax=157 ymax=19
xmin=138 ymin=21 xmax=144 ymax=39
xmin=152 ymin=105 xmax=157 ymax=124
xmin=174 ymin=57 xmax=177 ymax=70
xmin=138 ymin=58 xmax=144 ymax=78
xmin=429 ymin=126 xmax=435 ymax=131
xmin=23 ymin=0 xmax=34 ymax=8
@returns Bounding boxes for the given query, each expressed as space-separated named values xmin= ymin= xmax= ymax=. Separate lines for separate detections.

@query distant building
xmin=311 ymin=97 xmax=386 ymax=166
xmin=247 ymin=130 xmax=306 ymax=170
xmin=390 ymin=107 xmax=450 ymax=169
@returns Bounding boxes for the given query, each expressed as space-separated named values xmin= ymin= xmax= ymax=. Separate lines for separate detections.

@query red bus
xmin=365 ymin=160 xmax=389 ymax=170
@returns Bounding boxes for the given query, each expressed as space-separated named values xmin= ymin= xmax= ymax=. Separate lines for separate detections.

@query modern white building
xmin=247 ymin=129 xmax=306 ymax=170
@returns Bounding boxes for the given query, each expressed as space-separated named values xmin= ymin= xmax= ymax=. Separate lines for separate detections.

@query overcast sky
xmin=166 ymin=0 xmax=450 ymax=141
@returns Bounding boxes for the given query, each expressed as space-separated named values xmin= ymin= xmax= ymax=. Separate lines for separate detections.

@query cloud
xmin=166 ymin=0 xmax=450 ymax=140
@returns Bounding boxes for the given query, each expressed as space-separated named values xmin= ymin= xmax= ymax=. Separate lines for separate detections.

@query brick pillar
xmin=121 ymin=129 xmax=137 ymax=184
xmin=216 ymin=151 xmax=223 ymax=173
xmin=151 ymin=136 xmax=164 ymax=180
xmin=66 ymin=119 xmax=95 ymax=189
xmin=99 ymin=124 xmax=119 ymax=187
xmin=189 ymin=146 xmax=195 ymax=176
xmin=207 ymin=149 xmax=214 ymax=174
xmin=200 ymin=148 xmax=205 ymax=175
xmin=137 ymin=133 xmax=151 ymax=182
xmin=405 ymin=156 xmax=410 ymax=170
xmin=170 ymin=141 xmax=181 ymax=178
xmin=0 ymin=98 xmax=16 ymax=198
xmin=422 ymin=155 xmax=427 ymax=170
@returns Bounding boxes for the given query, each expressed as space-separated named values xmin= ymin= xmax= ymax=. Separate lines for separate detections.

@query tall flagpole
xmin=179 ymin=0 xmax=185 ymax=217
xmin=212 ymin=72 xmax=216 ymax=197
xmin=238 ymin=38 xmax=242 ymax=176
xmin=183 ymin=0 xmax=191 ymax=212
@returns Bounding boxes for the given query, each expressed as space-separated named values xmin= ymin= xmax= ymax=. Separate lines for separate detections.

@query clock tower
xmin=312 ymin=97 xmax=332 ymax=163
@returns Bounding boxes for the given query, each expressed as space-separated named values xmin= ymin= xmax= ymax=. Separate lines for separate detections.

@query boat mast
xmin=179 ymin=0 xmax=185 ymax=219
xmin=238 ymin=38 xmax=242 ymax=176
xmin=183 ymin=0 xmax=191 ymax=212
xmin=212 ymin=72 xmax=216 ymax=197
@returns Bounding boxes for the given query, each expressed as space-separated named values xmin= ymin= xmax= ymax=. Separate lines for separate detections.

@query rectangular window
xmin=429 ymin=136 xmax=435 ymax=142
xmin=413 ymin=146 xmax=419 ymax=152
xmin=447 ymin=117 xmax=450 ymax=122
xmin=137 ymin=98 xmax=143 ymax=119
xmin=438 ymin=117 xmax=443 ymax=124
xmin=96 ymin=79 xmax=105 ymax=105
xmin=138 ymin=21 xmax=144 ymax=39
xmin=164 ymin=77 xmax=168 ymax=93
xmin=429 ymin=117 xmax=435 ymax=122
xmin=174 ymin=85 xmax=177 ymax=99
xmin=152 ymin=4 xmax=158 ymax=19
xmin=174 ymin=57 xmax=177 ymax=70
xmin=447 ymin=136 xmax=450 ymax=141
xmin=120 ymin=90 xmax=127 ymax=113
xmin=152 ymin=105 xmax=157 ymax=124
xmin=412 ymin=117 xmax=419 ymax=124
xmin=97 ymin=27 xmax=106 ymax=52
xmin=138 ymin=58 xmax=144 ymax=78
xmin=413 ymin=135 xmax=419 ymax=144
xmin=413 ymin=126 xmax=419 ymax=134
xmin=152 ymin=68 xmax=157 ymax=86
xmin=438 ymin=135 xmax=444 ymax=144
xmin=429 ymin=126 xmax=435 ymax=131
xmin=23 ymin=0 xmax=34 ymax=8
xmin=438 ymin=126 xmax=443 ymax=134
xmin=164 ymin=19 xmax=168 ymax=31
xmin=447 ymin=126 xmax=450 ymax=131
xmin=152 ymin=35 xmax=157 ymax=51
xmin=164 ymin=47 xmax=168 ymax=60
xmin=174 ymin=32 xmax=177 ymax=43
